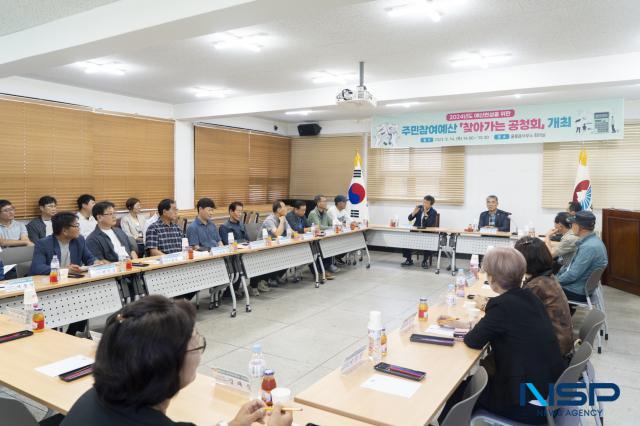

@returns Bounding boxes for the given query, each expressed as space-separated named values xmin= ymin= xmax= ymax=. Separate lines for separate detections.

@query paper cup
xmin=59 ymin=268 xmax=69 ymax=280
xmin=271 ymin=387 xmax=292 ymax=405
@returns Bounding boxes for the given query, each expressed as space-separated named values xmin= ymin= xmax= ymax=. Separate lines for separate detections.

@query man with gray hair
xmin=556 ymin=211 xmax=608 ymax=303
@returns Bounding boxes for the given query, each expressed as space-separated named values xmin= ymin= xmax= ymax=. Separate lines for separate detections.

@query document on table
xmin=3 ymin=264 xmax=16 ymax=275
xmin=360 ymin=374 xmax=421 ymax=398
xmin=35 ymin=355 xmax=94 ymax=377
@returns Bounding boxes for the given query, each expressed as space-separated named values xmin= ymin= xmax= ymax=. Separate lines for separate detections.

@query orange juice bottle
xmin=32 ymin=304 xmax=45 ymax=332
xmin=49 ymin=255 xmax=59 ymax=284
xmin=418 ymin=297 xmax=429 ymax=321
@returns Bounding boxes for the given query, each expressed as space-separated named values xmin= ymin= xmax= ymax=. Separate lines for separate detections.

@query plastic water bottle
xmin=446 ymin=284 xmax=456 ymax=307
xmin=248 ymin=343 xmax=266 ymax=400
xmin=49 ymin=255 xmax=60 ymax=283
xmin=455 ymin=269 xmax=466 ymax=297
xmin=367 ymin=311 xmax=383 ymax=362
xmin=261 ymin=228 xmax=269 ymax=241
xmin=311 ymin=223 xmax=317 ymax=236
xmin=469 ymin=255 xmax=480 ymax=280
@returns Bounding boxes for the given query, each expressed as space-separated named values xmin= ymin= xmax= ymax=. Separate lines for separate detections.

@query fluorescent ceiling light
xmin=311 ymin=71 xmax=358 ymax=84
xmin=387 ymin=0 xmax=442 ymax=22
xmin=385 ymin=101 xmax=423 ymax=108
xmin=78 ymin=61 xmax=126 ymax=76
xmin=213 ymin=32 xmax=265 ymax=52
xmin=285 ymin=110 xmax=313 ymax=116
xmin=450 ymin=52 xmax=512 ymax=69
xmin=192 ymin=87 xmax=231 ymax=98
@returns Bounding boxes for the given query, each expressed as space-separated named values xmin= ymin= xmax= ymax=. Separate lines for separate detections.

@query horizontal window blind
xmin=194 ymin=126 xmax=291 ymax=207
xmin=289 ymin=136 xmax=363 ymax=199
xmin=0 ymin=98 xmax=174 ymax=218
xmin=542 ymin=122 xmax=640 ymax=210
xmin=367 ymin=145 xmax=465 ymax=204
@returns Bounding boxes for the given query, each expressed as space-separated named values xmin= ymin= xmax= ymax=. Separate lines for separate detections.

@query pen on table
xmin=265 ymin=406 xmax=303 ymax=412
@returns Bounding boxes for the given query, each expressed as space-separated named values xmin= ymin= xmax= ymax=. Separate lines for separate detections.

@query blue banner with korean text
xmin=371 ymin=99 xmax=624 ymax=148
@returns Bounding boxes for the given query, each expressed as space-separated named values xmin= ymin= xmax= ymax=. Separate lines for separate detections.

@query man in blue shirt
xmin=285 ymin=200 xmax=311 ymax=234
xmin=220 ymin=201 xmax=250 ymax=245
xmin=556 ymin=211 xmax=608 ymax=303
xmin=187 ymin=198 xmax=223 ymax=251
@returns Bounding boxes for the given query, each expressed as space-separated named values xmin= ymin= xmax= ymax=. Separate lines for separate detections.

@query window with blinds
xmin=194 ymin=125 xmax=291 ymax=207
xmin=542 ymin=122 xmax=640 ymax=210
xmin=289 ymin=135 xmax=363 ymax=199
xmin=0 ymin=97 xmax=174 ymax=218
xmin=367 ymin=145 xmax=465 ymax=204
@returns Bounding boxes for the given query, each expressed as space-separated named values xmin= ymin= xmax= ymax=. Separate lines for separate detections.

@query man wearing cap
xmin=556 ymin=211 xmax=608 ymax=303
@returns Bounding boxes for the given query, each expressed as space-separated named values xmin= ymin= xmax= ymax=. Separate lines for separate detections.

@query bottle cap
xmin=264 ymin=369 xmax=274 ymax=376
xmin=251 ymin=343 xmax=262 ymax=353
xmin=368 ymin=310 xmax=382 ymax=330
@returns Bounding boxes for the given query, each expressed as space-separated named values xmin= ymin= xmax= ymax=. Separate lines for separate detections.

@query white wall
xmin=202 ymin=116 xmax=289 ymax=136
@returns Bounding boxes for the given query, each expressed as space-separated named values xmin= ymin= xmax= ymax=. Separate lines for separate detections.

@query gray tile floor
xmin=3 ymin=250 xmax=639 ymax=425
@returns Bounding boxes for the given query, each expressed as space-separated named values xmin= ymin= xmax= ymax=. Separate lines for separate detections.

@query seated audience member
xmin=401 ymin=195 xmax=438 ymax=269
xmin=327 ymin=195 xmax=352 ymax=227
xmin=26 ymin=195 xmax=57 ymax=243
xmin=219 ymin=202 xmax=249 ymax=245
xmin=461 ymin=247 xmax=566 ymax=425
xmin=567 ymin=201 xmax=582 ymax=216
xmin=259 ymin=201 xmax=290 ymax=288
xmin=478 ymin=195 xmax=510 ymax=232
xmin=0 ymin=199 xmax=32 ymax=248
xmin=308 ymin=195 xmax=339 ymax=275
xmin=145 ymin=199 xmax=183 ymax=257
xmin=285 ymin=200 xmax=311 ymax=234
xmin=61 ymin=295 xmax=292 ymax=426
xmin=556 ymin=211 xmax=608 ymax=303
xmin=76 ymin=194 xmax=97 ymax=238
xmin=87 ymin=201 xmax=138 ymax=262
xmin=30 ymin=212 xmax=103 ymax=335
xmin=286 ymin=200 xmax=335 ymax=280
xmin=120 ymin=197 xmax=147 ymax=244
xmin=514 ymin=237 xmax=573 ymax=356
xmin=308 ymin=195 xmax=332 ymax=231
xmin=220 ymin=201 xmax=264 ymax=297
xmin=544 ymin=212 xmax=579 ymax=271
xmin=186 ymin=198 xmax=223 ymax=251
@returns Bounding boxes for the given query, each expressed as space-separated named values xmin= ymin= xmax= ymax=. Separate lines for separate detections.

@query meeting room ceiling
xmin=0 ymin=0 xmax=119 ymax=36
xmin=7 ymin=0 xmax=640 ymax=117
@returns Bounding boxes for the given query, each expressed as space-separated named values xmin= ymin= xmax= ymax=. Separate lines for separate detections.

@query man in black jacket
xmin=478 ymin=195 xmax=510 ymax=232
xmin=86 ymin=201 xmax=137 ymax=262
xmin=401 ymin=195 xmax=438 ymax=268
xmin=26 ymin=195 xmax=57 ymax=243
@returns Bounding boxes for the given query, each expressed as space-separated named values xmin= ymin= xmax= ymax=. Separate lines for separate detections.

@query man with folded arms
xmin=186 ymin=197 xmax=223 ymax=251
xmin=27 ymin=195 xmax=57 ymax=243
xmin=0 ymin=199 xmax=32 ymax=248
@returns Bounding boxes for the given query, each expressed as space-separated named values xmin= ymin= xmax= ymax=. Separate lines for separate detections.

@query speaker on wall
xmin=297 ymin=123 xmax=322 ymax=136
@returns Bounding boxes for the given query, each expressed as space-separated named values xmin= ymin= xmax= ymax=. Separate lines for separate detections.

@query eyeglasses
xmin=0 ymin=207 xmax=15 ymax=213
xmin=186 ymin=331 xmax=207 ymax=354
xmin=68 ymin=224 xmax=80 ymax=229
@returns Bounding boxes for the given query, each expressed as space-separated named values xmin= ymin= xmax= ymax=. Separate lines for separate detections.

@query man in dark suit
xmin=478 ymin=195 xmax=510 ymax=232
xmin=401 ymin=195 xmax=438 ymax=268
xmin=30 ymin=212 xmax=104 ymax=335
xmin=86 ymin=201 xmax=137 ymax=262
xmin=26 ymin=195 xmax=57 ymax=243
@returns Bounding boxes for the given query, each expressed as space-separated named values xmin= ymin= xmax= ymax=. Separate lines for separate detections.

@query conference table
xmin=366 ymin=225 xmax=517 ymax=274
xmin=0 ymin=316 xmax=368 ymax=425
xmin=0 ymin=228 xmax=371 ymax=325
xmin=294 ymin=276 xmax=496 ymax=426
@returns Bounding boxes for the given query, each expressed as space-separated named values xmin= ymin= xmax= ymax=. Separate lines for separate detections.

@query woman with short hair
xmin=463 ymin=247 xmax=566 ymax=425
xmin=62 ymin=295 xmax=291 ymax=426
xmin=120 ymin=197 xmax=147 ymax=243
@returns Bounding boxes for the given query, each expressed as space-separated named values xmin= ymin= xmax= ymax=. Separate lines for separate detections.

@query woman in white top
xmin=120 ymin=198 xmax=147 ymax=243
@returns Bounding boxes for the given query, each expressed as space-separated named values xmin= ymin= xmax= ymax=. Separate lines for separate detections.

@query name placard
xmin=211 ymin=367 xmax=251 ymax=394
xmin=209 ymin=246 xmax=231 ymax=256
xmin=1 ymin=276 xmax=34 ymax=292
xmin=88 ymin=264 xmax=118 ymax=277
xmin=400 ymin=311 xmax=417 ymax=333
xmin=159 ymin=253 xmax=185 ymax=264
xmin=249 ymin=240 xmax=267 ymax=249
xmin=340 ymin=345 xmax=367 ymax=375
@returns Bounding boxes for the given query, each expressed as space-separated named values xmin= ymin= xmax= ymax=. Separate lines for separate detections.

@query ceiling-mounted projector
xmin=336 ymin=61 xmax=377 ymax=107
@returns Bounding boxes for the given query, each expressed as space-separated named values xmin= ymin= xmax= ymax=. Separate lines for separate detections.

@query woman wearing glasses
xmin=62 ymin=295 xmax=292 ymax=426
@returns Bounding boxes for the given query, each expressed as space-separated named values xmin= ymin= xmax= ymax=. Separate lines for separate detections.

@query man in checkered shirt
xmin=145 ymin=199 xmax=183 ymax=256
